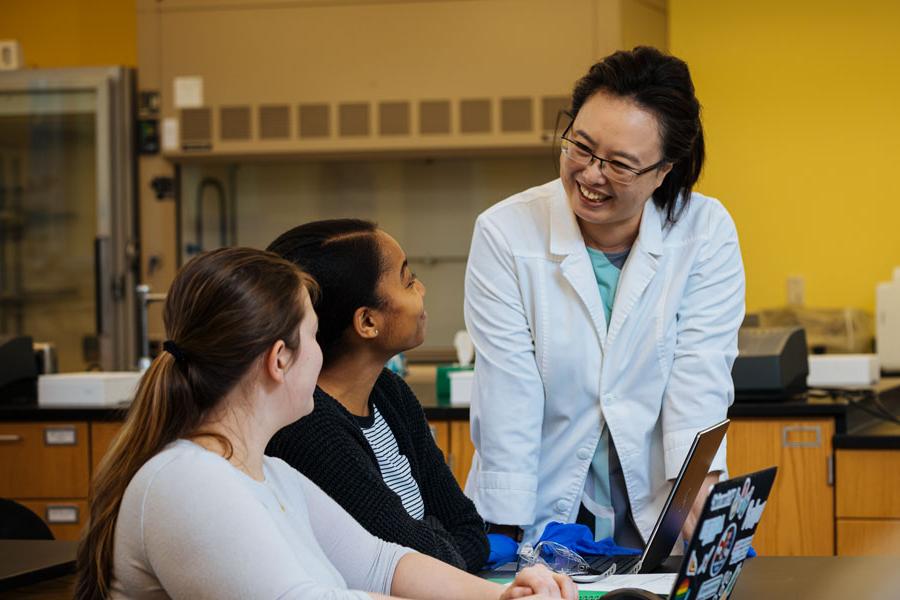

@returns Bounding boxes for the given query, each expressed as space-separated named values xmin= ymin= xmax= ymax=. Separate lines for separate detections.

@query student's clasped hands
xmin=500 ymin=565 xmax=579 ymax=599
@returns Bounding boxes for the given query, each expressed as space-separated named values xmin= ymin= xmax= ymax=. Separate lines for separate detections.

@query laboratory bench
xmin=1 ymin=543 xmax=898 ymax=599
xmin=1 ymin=376 xmax=898 ymax=557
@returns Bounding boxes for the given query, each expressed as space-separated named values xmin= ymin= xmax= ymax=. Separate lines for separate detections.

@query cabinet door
xmin=836 ymin=450 xmax=900 ymax=518
xmin=91 ymin=421 xmax=123 ymax=472
xmin=727 ymin=418 xmax=835 ymax=556
xmin=836 ymin=449 xmax=900 ymax=556
xmin=836 ymin=519 xmax=900 ymax=556
xmin=0 ymin=422 xmax=90 ymax=498
xmin=449 ymin=421 xmax=476 ymax=488
xmin=18 ymin=499 xmax=88 ymax=542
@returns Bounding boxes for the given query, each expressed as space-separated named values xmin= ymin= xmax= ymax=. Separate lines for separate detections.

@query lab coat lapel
xmin=606 ymin=202 xmax=665 ymax=347
xmin=549 ymin=189 xmax=609 ymax=350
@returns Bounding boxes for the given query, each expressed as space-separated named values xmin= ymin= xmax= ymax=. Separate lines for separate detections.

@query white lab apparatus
xmin=807 ymin=354 xmax=880 ymax=388
xmin=38 ymin=372 xmax=141 ymax=407
xmin=876 ymin=267 xmax=900 ymax=372
xmin=448 ymin=370 xmax=475 ymax=406
xmin=449 ymin=330 xmax=475 ymax=406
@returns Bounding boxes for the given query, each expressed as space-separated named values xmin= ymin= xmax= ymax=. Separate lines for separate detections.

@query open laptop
xmin=584 ymin=419 xmax=730 ymax=576
xmin=578 ymin=467 xmax=778 ymax=600
xmin=666 ymin=466 xmax=778 ymax=600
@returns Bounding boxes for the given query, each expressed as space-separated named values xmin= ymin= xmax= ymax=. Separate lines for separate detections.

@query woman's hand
xmin=499 ymin=565 xmax=578 ymax=599
xmin=681 ymin=470 xmax=722 ymax=541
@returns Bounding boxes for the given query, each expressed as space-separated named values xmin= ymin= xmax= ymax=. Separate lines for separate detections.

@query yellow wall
xmin=670 ymin=0 xmax=900 ymax=312
xmin=0 ymin=0 xmax=136 ymax=67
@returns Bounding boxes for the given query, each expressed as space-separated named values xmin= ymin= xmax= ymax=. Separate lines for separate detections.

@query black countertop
xmin=3 ymin=379 xmax=898 ymax=449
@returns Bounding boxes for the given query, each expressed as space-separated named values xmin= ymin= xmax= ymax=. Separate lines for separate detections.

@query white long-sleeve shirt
xmin=111 ymin=439 xmax=412 ymax=599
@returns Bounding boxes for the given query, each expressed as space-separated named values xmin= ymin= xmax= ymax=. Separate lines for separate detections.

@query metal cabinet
xmin=0 ymin=67 xmax=138 ymax=371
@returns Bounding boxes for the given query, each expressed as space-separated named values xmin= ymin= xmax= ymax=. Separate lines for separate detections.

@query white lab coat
xmin=463 ymin=179 xmax=744 ymax=544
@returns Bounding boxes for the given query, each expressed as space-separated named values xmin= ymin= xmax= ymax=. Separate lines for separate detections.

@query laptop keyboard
xmin=587 ymin=554 xmax=640 ymax=575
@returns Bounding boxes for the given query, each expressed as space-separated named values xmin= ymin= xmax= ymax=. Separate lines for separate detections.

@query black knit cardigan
xmin=266 ymin=369 xmax=489 ymax=572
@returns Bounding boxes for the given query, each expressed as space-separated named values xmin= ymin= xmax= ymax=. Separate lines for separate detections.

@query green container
xmin=435 ymin=363 xmax=475 ymax=406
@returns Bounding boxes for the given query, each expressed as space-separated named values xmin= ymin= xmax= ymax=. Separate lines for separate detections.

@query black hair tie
xmin=162 ymin=340 xmax=188 ymax=370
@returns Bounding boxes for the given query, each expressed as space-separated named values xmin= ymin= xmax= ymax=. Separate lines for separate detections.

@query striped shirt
xmin=357 ymin=406 xmax=425 ymax=520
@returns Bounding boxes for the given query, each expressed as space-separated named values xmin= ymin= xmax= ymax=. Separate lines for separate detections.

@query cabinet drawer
xmin=18 ymin=499 xmax=89 ymax=542
xmin=91 ymin=421 xmax=123 ymax=471
xmin=836 ymin=450 xmax=900 ymax=518
xmin=837 ymin=519 xmax=900 ymax=556
xmin=0 ymin=422 xmax=90 ymax=498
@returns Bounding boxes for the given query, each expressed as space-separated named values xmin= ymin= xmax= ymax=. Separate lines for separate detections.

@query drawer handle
xmin=45 ymin=505 xmax=80 ymax=524
xmin=0 ymin=434 xmax=23 ymax=443
xmin=781 ymin=425 xmax=822 ymax=448
xmin=44 ymin=426 xmax=77 ymax=446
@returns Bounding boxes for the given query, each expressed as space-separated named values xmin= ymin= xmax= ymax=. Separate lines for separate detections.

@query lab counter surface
xmin=2 ymin=374 xmax=898 ymax=449
xmin=1 ymin=542 xmax=898 ymax=600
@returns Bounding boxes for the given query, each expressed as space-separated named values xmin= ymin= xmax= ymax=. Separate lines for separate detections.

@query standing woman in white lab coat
xmin=464 ymin=46 xmax=745 ymax=547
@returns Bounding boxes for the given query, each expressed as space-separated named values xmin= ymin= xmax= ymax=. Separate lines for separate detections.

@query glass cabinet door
xmin=0 ymin=68 xmax=136 ymax=372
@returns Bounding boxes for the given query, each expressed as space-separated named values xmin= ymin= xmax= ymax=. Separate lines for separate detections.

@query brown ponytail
xmin=75 ymin=247 xmax=317 ymax=600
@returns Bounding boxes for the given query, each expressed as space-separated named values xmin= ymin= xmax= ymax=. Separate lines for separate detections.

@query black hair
xmin=570 ymin=46 xmax=704 ymax=224
xmin=267 ymin=219 xmax=386 ymax=364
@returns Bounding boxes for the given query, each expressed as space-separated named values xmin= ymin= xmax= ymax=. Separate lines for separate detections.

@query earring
xmin=373 ymin=329 xmax=379 ymax=336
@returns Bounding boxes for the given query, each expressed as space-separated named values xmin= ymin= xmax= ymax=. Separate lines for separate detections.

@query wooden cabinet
xmin=836 ymin=449 xmax=900 ymax=556
xmin=18 ymin=499 xmax=89 ymax=542
xmin=428 ymin=419 xmax=475 ymax=488
xmin=727 ymin=418 xmax=835 ymax=556
xmin=0 ymin=422 xmax=90 ymax=499
xmin=431 ymin=415 xmax=841 ymax=557
xmin=448 ymin=421 xmax=476 ymax=487
xmin=429 ymin=420 xmax=451 ymax=462
xmin=0 ymin=421 xmax=91 ymax=541
xmin=90 ymin=421 xmax=122 ymax=471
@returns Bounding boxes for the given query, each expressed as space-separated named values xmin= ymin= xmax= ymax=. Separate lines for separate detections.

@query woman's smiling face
xmin=560 ymin=91 xmax=672 ymax=242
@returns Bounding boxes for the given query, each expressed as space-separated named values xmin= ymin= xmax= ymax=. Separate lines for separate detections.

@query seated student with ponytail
xmin=266 ymin=219 xmax=489 ymax=573
xmin=75 ymin=247 xmax=575 ymax=600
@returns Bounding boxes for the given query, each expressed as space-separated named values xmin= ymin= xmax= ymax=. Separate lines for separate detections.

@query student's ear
xmin=264 ymin=340 xmax=288 ymax=383
xmin=352 ymin=306 xmax=380 ymax=340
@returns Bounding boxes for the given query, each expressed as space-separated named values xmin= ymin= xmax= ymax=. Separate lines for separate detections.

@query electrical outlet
xmin=0 ymin=40 xmax=22 ymax=71
xmin=787 ymin=275 xmax=805 ymax=306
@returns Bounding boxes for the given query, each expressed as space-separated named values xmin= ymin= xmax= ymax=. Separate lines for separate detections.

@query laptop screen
xmin=671 ymin=466 xmax=778 ymax=600
xmin=638 ymin=419 xmax=730 ymax=573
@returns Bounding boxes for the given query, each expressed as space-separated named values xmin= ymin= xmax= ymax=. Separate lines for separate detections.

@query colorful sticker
xmin=723 ymin=562 xmax=743 ymax=598
xmin=736 ymin=480 xmax=754 ymax=520
xmin=729 ymin=494 xmax=740 ymax=520
xmin=718 ymin=569 xmax=733 ymax=594
xmin=686 ymin=550 xmax=699 ymax=576
xmin=741 ymin=498 xmax=767 ymax=531
xmin=710 ymin=523 xmax=738 ymax=577
xmin=729 ymin=536 xmax=753 ymax=565
xmin=697 ymin=574 xmax=724 ymax=600
xmin=710 ymin=488 xmax=737 ymax=511
xmin=699 ymin=515 xmax=726 ymax=545
xmin=698 ymin=548 xmax=713 ymax=575
xmin=674 ymin=577 xmax=691 ymax=600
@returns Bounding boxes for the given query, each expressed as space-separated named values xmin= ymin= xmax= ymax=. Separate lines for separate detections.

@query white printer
xmin=38 ymin=372 xmax=141 ymax=407
xmin=876 ymin=267 xmax=900 ymax=373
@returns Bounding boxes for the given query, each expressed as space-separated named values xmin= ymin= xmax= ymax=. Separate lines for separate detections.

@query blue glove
xmin=486 ymin=533 xmax=519 ymax=569
xmin=538 ymin=521 xmax=641 ymax=556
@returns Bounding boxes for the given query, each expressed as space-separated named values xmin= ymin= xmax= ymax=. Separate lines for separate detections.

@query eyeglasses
xmin=560 ymin=122 xmax=667 ymax=185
